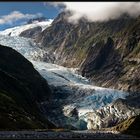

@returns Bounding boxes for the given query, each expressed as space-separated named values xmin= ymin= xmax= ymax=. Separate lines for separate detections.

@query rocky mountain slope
xmin=0 ymin=44 xmax=54 ymax=130
xmin=36 ymin=12 xmax=140 ymax=94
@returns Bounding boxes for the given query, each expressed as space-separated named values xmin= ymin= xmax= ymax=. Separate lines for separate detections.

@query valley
xmin=0 ymin=32 xmax=129 ymax=130
xmin=0 ymin=10 xmax=140 ymax=139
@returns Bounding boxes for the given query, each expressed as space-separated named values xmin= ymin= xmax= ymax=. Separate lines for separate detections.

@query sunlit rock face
xmin=36 ymin=12 xmax=140 ymax=95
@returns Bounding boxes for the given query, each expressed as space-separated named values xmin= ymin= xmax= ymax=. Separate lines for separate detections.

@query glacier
xmin=0 ymin=25 xmax=132 ymax=130
xmin=32 ymin=60 xmax=127 ymax=110
xmin=0 ymin=35 xmax=47 ymax=61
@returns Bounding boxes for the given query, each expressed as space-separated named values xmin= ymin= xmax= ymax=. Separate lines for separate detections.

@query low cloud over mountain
xmin=49 ymin=2 xmax=140 ymax=23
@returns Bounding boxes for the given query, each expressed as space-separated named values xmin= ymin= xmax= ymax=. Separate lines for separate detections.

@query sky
xmin=0 ymin=2 xmax=60 ymax=30
xmin=0 ymin=2 xmax=140 ymax=30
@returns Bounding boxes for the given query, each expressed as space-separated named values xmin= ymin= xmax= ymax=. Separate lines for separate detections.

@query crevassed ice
xmin=31 ymin=60 xmax=128 ymax=115
xmin=0 ymin=35 xmax=46 ymax=60
xmin=31 ymin=60 xmax=90 ymax=86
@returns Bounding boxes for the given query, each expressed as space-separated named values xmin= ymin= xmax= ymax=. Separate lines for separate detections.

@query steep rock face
xmin=81 ymin=37 xmax=115 ymax=76
xmin=36 ymin=12 xmax=73 ymax=48
xmin=80 ymin=18 xmax=140 ymax=93
xmin=0 ymin=45 xmax=54 ymax=129
xmin=36 ymin=13 xmax=134 ymax=67
xmin=19 ymin=26 xmax=42 ymax=39
xmin=19 ymin=18 xmax=51 ymax=39
xmin=27 ymin=17 xmax=47 ymax=24
xmin=36 ymin=12 xmax=140 ymax=93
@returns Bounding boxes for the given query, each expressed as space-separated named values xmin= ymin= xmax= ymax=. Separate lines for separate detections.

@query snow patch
xmin=0 ymin=19 xmax=53 ymax=36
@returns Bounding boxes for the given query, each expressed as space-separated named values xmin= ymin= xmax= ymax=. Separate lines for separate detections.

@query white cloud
xmin=48 ymin=2 xmax=140 ymax=23
xmin=0 ymin=11 xmax=43 ymax=25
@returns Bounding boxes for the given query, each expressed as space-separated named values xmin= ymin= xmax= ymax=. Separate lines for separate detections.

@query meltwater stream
xmin=0 ymin=35 xmax=128 ymax=129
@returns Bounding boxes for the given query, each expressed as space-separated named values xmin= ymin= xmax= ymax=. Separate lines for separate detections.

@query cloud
xmin=48 ymin=2 xmax=140 ymax=23
xmin=0 ymin=11 xmax=43 ymax=25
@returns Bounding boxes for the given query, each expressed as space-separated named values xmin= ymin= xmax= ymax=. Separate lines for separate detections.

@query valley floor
xmin=0 ymin=130 xmax=139 ymax=139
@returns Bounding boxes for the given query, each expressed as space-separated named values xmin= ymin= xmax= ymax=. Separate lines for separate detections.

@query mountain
xmin=0 ymin=44 xmax=54 ymax=130
xmin=0 ymin=19 xmax=53 ymax=39
xmin=27 ymin=17 xmax=47 ymax=24
xmin=36 ymin=12 xmax=140 ymax=94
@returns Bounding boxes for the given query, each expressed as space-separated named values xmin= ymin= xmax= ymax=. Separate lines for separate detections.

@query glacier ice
xmin=0 ymin=35 xmax=46 ymax=61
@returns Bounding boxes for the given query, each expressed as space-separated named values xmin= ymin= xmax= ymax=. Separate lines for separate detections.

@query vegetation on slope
xmin=0 ymin=45 xmax=54 ymax=130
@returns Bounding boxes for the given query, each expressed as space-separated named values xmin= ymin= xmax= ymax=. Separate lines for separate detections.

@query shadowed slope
xmin=0 ymin=45 xmax=54 ymax=130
